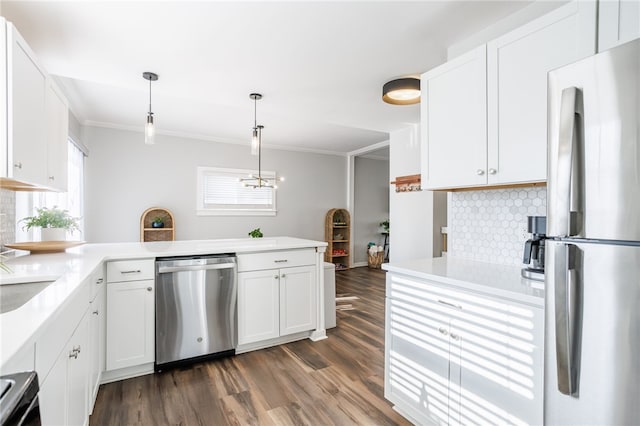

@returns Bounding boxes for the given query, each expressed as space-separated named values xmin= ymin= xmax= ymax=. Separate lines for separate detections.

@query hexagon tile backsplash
xmin=447 ymin=187 xmax=547 ymax=266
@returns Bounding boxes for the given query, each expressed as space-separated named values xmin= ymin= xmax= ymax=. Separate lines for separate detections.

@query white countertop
xmin=382 ymin=256 xmax=544 ymax=307
xmin=0 ymin=237 xmax=327 ymax=368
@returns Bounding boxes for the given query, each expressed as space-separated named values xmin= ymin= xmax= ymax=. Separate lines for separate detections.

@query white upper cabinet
xmin=598 ymin=0 xmax=640 ymax=52
xmin=46 ymin=79 xmax=69 ymax=191
xmin=421 ymin=45 xmax=488 ymax=190
xmin=2 ymin=19 xmax=69 ymax=190
xmin=487 ymin=1 xmax=597 ymax=185
xmin=422 ymin=0 xmax=596 ymax=190
xmin=5 ymin=20 xmax=48 ymax=186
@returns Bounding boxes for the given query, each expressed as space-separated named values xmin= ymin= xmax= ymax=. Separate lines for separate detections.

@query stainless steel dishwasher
xmin=155 ymin=254 xmax=237 ymax=370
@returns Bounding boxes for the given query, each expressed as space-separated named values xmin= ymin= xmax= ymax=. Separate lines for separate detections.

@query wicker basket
xmin=368 ymin=251 xmax=384 ymax=269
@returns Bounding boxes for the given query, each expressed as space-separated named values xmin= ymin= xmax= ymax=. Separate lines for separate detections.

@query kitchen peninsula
xmin=0 ymin=237 xmax=327 ymax=425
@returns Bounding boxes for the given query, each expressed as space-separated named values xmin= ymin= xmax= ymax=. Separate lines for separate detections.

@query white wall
xmin=84 ymin=126 xmax=347 ymax=243
xmin=389 ymin=125 xmax=447 ymax=262
xmin=353 ymin=156 xmax=389 ymax=265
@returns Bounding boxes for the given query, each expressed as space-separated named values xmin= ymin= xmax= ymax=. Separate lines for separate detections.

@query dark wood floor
xmin=90 ymin=267 xmax=410 ymax=425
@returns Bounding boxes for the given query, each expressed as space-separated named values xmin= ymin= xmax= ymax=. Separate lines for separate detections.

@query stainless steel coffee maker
xmin=521 ymin=215 xmax=546 ymax=281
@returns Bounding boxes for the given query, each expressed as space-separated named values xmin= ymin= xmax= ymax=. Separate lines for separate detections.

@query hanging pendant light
xmin=143 ymin=72 xmax=158 ymax=145
xmin=240 ymin=93 xmax=284 ymax=189
xmin=250 ymin=93 xmax=261 ymax=155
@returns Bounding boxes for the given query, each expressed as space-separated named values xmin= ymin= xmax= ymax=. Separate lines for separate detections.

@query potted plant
xmin=151 ymin=215 xmax=166 ymax=228
xmin=248 ymin=228 xmax=263 ymax=238
xmin=379 ymin=220 xmax=389 ymax=233
xmin=21 ymin=206 xmax=80 ymax=241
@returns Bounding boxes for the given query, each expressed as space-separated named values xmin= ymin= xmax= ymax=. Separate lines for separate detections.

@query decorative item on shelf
xmin=142 ymin=71 xmax=158 ymax=145
xmin=379 ymin=219 xmax=389 ymax=233
xmin=390 ymin=174 xmax=421 ymax=192
xmin=140 ymin=207 xmax=175 ymax=242
xmin=239 ymin=93 xmax=285 ymax=189
xmin=248 ymin=228 xmax=263 ymax=238
xmin=332 ymin=248 xmax=347 ymax=256
xmin=382 ymin=77 xmax=421 ymax=105
xmin=20 ymin=206 xmax=80 ymax=241
xmin=151 ymin=215 xmax=166 ymax=228
xmin=367 ymin=244 xmax=384 ymax=269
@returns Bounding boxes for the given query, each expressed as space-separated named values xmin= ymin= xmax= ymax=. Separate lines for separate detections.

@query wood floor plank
xmin=90 ymin=267 xmax=410 ymax=425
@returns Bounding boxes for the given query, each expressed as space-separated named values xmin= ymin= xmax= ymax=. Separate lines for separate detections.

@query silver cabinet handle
xmin=13 ymin=162 xmax=22 ymax=169
xmin=450 ymin=333 xmax=460 ymax=341
xmin=274 ymin=275 xmax=279 ymax=280
xmin=438 ymin=327 xmax=448 ymax=336
xmin=69 ymin=351 xmax=78 ymax=359
xmin=92 ymin=310 xmax=99 ymax=315
xmin=48 ymin=176 xmax=55 ymax=181
xmin=438 ymin=299 xmax=462 ymax=310
xmin=488 ymin=168 xmax=497 ymax=175
xmin=121 ymin=270 xmax=141 ymax=274
xmin=73 ymin=345 xmax=81 ymax=354
xmin=476 ymin=169 xmax=485 ymax=176
xmin=281 ymin=274 xmax=286 ymax=278
xmin=146 ymin=287 xmax=153 ymax=292
xmin=274 ymin=259 xmax=288 ymax=263
xmin=96 ymin=277 xmax=104 ymax=284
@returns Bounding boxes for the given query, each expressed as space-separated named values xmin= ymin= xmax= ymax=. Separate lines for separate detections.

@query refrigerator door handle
xmin=553 ymin=86 xmax=584 ymax=237
xmin=554 ymin=243 xmax=582 ymax=396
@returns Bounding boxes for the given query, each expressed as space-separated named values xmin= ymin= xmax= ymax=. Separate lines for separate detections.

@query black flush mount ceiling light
xmin=382 ymin=77 xmax=421 ymax=105
xmin=240 ymin=93 xmax=284 ymax=189
xmin=143 ymin=71 xmax=158 ymax=145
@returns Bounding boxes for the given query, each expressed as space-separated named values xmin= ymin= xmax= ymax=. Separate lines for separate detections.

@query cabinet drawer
xmin=237 ymin=249 xmax=315 ymax=272
xmin=107 ymin=259 xmax=154 ymax=283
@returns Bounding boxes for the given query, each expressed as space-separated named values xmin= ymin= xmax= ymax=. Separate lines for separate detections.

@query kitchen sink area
xmin=0 ymin=280 xmax=55 ymax=314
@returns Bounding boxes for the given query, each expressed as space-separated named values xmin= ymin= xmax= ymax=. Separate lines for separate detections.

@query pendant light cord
xmin=149 ymin=78 xmax=152 ymax=115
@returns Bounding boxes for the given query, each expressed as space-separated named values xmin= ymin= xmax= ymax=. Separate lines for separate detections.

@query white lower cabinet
xmin=88 ymin=287 xmax=105 ymax=413
xmin=238 ymin=265 xmax=316 ymax=346
xmin=106 ymin=279 xmax=155 ymax=370
xmin=385 ymin=273 xmax=543 ymax=425
xmin=39 ymin=311 xmax=89 ymax=426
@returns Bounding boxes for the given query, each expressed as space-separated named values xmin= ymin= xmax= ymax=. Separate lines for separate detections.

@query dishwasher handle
xmin=158 ymin=263 xmax=236 ymax=274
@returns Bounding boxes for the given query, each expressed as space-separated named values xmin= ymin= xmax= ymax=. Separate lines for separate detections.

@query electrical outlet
xmin=521 ymin=226 xmax=529 ymax=240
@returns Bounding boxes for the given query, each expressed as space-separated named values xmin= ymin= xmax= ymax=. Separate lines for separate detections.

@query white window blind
xmin=197 ymin=167 xmax=277 ymax=216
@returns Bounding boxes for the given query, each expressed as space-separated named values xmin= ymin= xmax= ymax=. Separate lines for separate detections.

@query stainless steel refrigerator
xmin=545 ymin=38 xmax=640 ymax=424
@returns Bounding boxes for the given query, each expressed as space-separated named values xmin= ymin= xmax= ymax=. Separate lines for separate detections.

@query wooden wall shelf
xmin=140 ymin=207 xmax=175 ymax=242
xmin=325 ymin=208 xmax=351 ymax=270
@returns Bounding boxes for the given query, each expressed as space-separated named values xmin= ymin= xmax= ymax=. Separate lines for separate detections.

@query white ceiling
xmin=1 ymin=1 xmax=535 ymax=154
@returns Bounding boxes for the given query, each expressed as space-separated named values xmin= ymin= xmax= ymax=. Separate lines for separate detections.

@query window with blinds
xmin=196 ymin=166 xmax=277 ymax=216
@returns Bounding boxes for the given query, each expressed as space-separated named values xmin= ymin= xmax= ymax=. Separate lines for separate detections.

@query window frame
xmin=196 ymin=166 xmax=278 ymax=216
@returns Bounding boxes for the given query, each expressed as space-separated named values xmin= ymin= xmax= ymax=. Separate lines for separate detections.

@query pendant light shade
xmin=382 ymin=77 xmax=421 ymax=105
xmin=143 ymin=72 xmax=158 ymax=145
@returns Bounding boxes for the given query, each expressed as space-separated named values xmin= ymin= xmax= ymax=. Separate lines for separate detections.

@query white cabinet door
xmin=279 ymin=265 xmax=316 ymax=336
xmin=39 ymin=346 xmax=68 ymax=426
xmin=238 ymin=270 xmax=280 ymax=345
xmin=1 ymin=18 xmax=7 ymax=178
xmin=106 ymin=279 xmax=155 ymax=370
xmin=6 ymin=22 xmax=47 ymax=185
xmin=422 ymin=45 xmax=487 ymax=189
xmin=39 ymin=311 xmax=90 ymax=426
xmin=67 ymin=312 xmax=89 ymax=426
xmin=88 ymin=288 xmax=105 ymax=413
xmin=599 ymin=0 xmax=640 ymax=52
xmin=487 ymin=0 xmax=597 ymax=185
xmin=45 ymin=79 xmax=68 ymax=191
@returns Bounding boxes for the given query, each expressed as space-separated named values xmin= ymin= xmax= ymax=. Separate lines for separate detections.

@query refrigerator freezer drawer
xmin=545 ymin=240 xmax=640 ymax=424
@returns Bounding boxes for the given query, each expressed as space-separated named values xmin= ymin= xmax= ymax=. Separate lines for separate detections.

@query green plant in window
xmin=248 ymin=228 xmax=263 ymax=238
xmin=20 ymin=206 xmax=80 ymax=233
